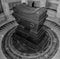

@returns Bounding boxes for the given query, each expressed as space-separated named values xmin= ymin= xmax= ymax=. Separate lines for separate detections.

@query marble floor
xmin=0 ymin=20 xmax=18 ymax=59
xmin=44 ymin=20 xmax=60 ymax=59
xmin=0 ymin=16 xmax=60 ymax=59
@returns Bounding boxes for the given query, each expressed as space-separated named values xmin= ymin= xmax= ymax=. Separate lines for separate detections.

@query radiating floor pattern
xmin=0 ymin=20 xmax=60 ymax=59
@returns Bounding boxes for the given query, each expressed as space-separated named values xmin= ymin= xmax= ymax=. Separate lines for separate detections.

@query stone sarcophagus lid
xmin=12 ymin=4 xmax=47 ymax=35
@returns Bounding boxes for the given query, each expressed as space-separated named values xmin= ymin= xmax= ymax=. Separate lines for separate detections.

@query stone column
xmin=56 ymin=1 xmax=60 ymax=18
xmin=40 ymin=0 xmax=47 ymax=7
xmin=1 ymin=0 xmax=10 ymax=16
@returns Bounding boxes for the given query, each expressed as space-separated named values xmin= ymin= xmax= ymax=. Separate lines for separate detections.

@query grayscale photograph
xmin=0 ymin=0 xmax=60 ymax=59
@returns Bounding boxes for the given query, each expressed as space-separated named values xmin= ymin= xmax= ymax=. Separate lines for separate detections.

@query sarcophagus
xmin=12 ymin=4 xmax=47 ymax=34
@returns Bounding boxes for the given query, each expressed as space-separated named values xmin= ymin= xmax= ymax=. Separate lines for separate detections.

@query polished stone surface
xmin=44 ymin=20 xmax=60 ymax=59
xmin=0 ymin=20 xmax=60 ymax=59
xmin=0 ymin=20 xmax=18 ymax=59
